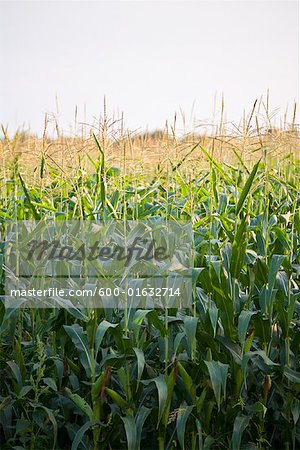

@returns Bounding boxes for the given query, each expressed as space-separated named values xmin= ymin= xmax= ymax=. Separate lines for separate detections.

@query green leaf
xmin=64 ymin=324 xmax=92 ymax=377
xmin=174 ymin=331 xmax=185 ymax=355
xmin=217 ymin=336 xmax=242 ymax=364
xmin=284 ymin=367 xmax=300 ymax=384
xmin=34 ymin=406 xmax=58 ymax=450
xmin=172 ymin=142 xmax=200 ymax=172
xmin=238 ymin=310 xmax=255 ymax=350
xmin=199 ymin=146 xmax=233 ymax=183
xmin=241 ymin=351 xmax=278 ymax=388
xmin=18 ymin=172 xmax=41 ymax=220
xmin=42 ymin=378 xmax=57 ymax=392
xmin=246 ymin=401 xmax=267 ymax=417
xmin=93 ymin=132 xmax=106 ymax=208
xmin=204 ymin=360 xmax=229 ymax=410
xmin=133 ymin=347 xmax=145 ymax=389
xmin=64 ymin=387 xmax=93 ymax=420
xmin=208 ymin=304 xmax=219 ymax=337
xmin=203 ymin=435 xmax=215 ymax=450
xmin=95 ymin=320 xmax=120 ymax=355
xmin=14 ymin=339 xmax=25 ymax=380
xmin=231 ymin=414 xmax=250 ymax=450
xmin=143 ymin=375 xmax=168 ymax=427
xmin=105 ymin=387 xmax=129 ymax=412
xmin=176 ymin=405 xmax=194 ymax=450
xmin=0 ymin=397 xmax=12 ymax=413
xmin=121 ymin=415 xmax=137 ymax=450
xmin=136 ymin=406 xmax=151 ymax=450
xmin=268 ymin=254 xmax=285 ymax=290
xmin=162 ymin=367 xmax=176 ymax=426
xmin=7 ymin=361 xmax=23 ymax=393
xmin=183 ymin=316 xmax=198 ymax=356
xmin=19 ymin=386 xmax=32 ymax=398
xmin=153 ymin=375 xmax=168 ymax=428
xmin=231 ymin=217 xmax=248 ymax=280
xmin=177 ymin=361 xmax=196 ymax=403
xmin=291 ymin=399 xmax=300 ymax=424
xmin=132 ymin=309 xmax=165 ymax=339
xmin=235 ymin=159 xmax=260 ymax=215
xmin=71 ymin=420 xmax=101 ymax=450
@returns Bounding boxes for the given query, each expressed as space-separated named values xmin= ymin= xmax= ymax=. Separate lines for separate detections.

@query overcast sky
xmin=0 ymin=0 xmax=299 ymax=135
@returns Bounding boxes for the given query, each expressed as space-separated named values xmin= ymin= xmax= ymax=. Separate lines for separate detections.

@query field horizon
xmin=1 ymin=98 xmax=299 ymax=181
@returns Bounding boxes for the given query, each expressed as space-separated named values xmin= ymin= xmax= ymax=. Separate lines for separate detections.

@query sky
xmin=0 ymin=0 xmax=299 ymax=135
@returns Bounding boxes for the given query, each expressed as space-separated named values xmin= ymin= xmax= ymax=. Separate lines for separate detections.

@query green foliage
xmin=0 ymin=148 xmax=299 ymax=449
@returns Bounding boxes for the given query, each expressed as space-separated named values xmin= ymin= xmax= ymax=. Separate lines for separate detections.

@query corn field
xmin=0 ymin=124 xmax=300 ymax=450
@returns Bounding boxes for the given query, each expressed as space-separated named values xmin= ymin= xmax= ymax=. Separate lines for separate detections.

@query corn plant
xmin=0 ymin=133 xmax=299 ymax=449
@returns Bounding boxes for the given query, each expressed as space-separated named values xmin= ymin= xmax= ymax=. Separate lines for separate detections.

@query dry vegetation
xmin=1 ymin=99 xmax=299 ymax=181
